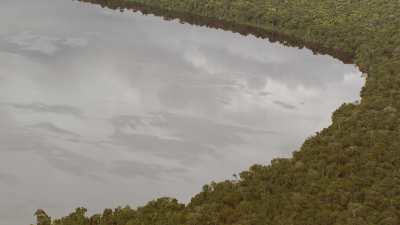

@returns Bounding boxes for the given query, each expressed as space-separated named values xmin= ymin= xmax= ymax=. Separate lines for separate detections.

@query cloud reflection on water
xmin=0 ymin=0 xmax=363 ymax=224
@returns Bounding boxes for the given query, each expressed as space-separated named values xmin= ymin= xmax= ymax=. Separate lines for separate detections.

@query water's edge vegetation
xmin=36 ymin=0 xmax=400 ymax=224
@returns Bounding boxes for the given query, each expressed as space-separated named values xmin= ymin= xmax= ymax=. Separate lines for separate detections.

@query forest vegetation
xmin=36 ymin=0 xmax=400 ymax=224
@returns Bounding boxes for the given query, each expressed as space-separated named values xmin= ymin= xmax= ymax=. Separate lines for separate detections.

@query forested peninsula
xmin=36 ymin=0 xmax=400 ymax=224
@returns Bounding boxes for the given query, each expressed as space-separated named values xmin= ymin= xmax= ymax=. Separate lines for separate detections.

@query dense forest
xmin=36 ymin=0 xmax=400 ymax=224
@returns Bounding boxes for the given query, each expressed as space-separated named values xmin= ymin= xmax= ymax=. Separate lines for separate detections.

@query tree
xmin=35 ymin=209 xmax=51 ymax=225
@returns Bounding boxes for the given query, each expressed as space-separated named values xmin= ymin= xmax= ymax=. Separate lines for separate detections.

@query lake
xmin=0 ymin=0 xmax=364 ymax=224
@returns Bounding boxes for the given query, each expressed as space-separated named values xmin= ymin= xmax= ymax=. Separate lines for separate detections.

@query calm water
xmin=0 ymin=0 xmax=364 ymax=224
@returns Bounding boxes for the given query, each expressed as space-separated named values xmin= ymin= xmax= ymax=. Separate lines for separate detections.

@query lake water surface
xmin=0 ymin=0 xmax=364 ymax=224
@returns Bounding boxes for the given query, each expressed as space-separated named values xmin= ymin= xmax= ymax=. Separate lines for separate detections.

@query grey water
xmin=0 ymin=0 xmax=364 ymax=224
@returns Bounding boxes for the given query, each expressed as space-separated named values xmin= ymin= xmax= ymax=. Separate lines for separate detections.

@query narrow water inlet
xmin=0 ymin=0 xmax=364 ymax=224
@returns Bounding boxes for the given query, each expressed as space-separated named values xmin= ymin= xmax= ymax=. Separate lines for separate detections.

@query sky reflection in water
xmin=0 ymin=0 xmax=364 ymax=224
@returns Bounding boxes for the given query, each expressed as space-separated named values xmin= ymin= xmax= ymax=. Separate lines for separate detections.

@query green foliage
xmin=46 ymin=198 xmax=185 ymax=225
xmin=37 ymin=0 xmax=400 ymax=224
xmin=35 ymin=209 xmax=51 ymax=225
xmin=52 ymin=208 xmax=89 ymax=225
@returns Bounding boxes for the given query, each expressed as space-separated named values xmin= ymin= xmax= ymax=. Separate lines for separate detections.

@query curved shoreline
xmin=78 ymin=0 xmax=356 ymax=65
xmin=45 ymin=0 xmax=400 ymax=224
